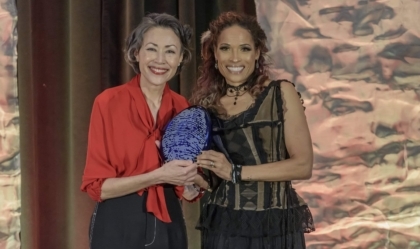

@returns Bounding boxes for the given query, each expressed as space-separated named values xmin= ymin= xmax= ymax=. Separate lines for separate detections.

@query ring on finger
xmin=210 ymin=161 xmax=215 ymax=168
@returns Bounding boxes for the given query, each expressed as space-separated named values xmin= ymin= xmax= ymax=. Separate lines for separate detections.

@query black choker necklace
xmin=226 ymin=81 xmax=248 ymax=105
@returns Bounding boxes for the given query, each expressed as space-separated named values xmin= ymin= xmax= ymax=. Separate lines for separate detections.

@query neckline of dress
xmin=216 ymin=81 xmax=276 ymax=121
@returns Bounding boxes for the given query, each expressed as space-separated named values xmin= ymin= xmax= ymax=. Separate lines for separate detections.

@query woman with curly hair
xmin=191 ymin=12 xmax=315 ymax=249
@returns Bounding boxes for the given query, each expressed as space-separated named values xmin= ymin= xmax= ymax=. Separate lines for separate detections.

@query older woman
xmin=81 ymin=13 xmax=200 ymax=249
xmin=191 ymin=12 xmax=315 ymax=249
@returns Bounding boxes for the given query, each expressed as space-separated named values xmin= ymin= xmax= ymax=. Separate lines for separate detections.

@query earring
xmin=255 ymin=60 xmax=259 ymax=69
xmin=215 ymin=61 xmax=218 ymax=70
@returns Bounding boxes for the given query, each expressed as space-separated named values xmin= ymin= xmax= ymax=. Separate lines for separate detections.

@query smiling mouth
xmin=227 ymin=66 xmax=244 ymax=74
xmin=149 ymin=66 xmax=169 ymax=75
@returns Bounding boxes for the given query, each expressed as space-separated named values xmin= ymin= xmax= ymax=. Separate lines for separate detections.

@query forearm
xmin=100 ymin=170 xmax=163 ymax=200
xmin=193 ymin=173 xmax=210 ymax=189
xmin=182 ymin=174 xmax=210 ymax=201
xmin=241 ymin=157 xmax=312 ymax=182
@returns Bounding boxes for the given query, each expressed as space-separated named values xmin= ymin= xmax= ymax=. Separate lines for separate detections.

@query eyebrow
xmin=146 ymin=42 xmax=178 ymax=49
xmin=219 ymin=43 xmax=252 ymax=47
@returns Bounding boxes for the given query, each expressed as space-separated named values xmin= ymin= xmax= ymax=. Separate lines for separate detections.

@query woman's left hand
xmin=197 ymin=150 xmax=232 ymax=181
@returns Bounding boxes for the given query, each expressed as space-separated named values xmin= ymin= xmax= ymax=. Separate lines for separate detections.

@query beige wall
xmin=255 ymin=0 xmax=420 ymax=248
xmin=0 ymin=0 xmax=19 ymax=248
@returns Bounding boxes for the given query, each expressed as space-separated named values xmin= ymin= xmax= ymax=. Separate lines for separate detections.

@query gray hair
xmin=125 ymin=13 xmax=193 ymax=74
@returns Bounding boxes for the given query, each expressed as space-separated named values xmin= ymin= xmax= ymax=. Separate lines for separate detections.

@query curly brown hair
xmin=189 ymin=12 xmax=270 ymax=114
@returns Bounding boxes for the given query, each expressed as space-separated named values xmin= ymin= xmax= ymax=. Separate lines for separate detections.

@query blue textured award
xmin=161 ymin=105 xmax=212 ymax=162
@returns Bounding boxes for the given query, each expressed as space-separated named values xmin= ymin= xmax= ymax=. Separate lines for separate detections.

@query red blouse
xmin=81 ymin=75 xmax=189 ymax=223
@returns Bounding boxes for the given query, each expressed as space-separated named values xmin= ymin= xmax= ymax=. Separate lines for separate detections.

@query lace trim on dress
xmin=197 ymin=203 xmax=315 ymax=238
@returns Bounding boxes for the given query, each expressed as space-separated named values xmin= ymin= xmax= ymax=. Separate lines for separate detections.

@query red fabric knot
xmin=126 ymin=75 xmax=188 ymax=223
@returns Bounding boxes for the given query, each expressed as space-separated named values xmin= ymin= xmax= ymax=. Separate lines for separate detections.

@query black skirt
xmin=198 ymin=204 xmax=310 ymax=249
xmin=203 ymin=230 xmax=306 ymax=249
xmin=89 ymin=186 xmax=187 ymax=249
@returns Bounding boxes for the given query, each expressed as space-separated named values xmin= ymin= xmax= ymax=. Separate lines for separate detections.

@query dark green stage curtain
xmin=18 ymin=1 xmax=255 ymax=248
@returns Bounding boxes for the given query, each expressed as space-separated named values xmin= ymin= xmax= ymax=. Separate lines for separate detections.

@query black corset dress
xmin=197 ymin=81 xmax=315 ymax=249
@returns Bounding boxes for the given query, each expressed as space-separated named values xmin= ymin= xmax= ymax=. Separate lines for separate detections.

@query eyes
xmin=145 ymin=47 xmax=177 ymax=54
xmin=218 ymin=45 xmax=252 ymax=52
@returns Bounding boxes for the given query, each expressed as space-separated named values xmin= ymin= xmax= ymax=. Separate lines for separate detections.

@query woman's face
xmin=136 ymin=27 xmax=183 ymax=87
xmin=214 ymin=25 xmax=260 ymax=86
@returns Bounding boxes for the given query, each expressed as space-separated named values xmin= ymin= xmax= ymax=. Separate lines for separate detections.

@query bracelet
xmin=192 ymin=184 xmax=205 ymax=194
xmin=231 ymin=164 xmax=242 ymax=184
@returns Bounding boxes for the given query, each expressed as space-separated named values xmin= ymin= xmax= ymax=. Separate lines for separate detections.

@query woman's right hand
xmin=158 ymin=160 xmax=197 ymax=186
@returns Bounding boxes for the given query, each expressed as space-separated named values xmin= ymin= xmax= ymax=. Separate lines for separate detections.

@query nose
xmin=155 ymin=50 xmax=165 ymax=63
xmin=230 ymin=50 xmax=239 ymax=62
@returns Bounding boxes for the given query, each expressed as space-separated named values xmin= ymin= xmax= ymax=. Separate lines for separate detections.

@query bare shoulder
xmin=263 ymin=78 xmax=296 ymax=88
xmin=262 ymin=78 xmax=272 ymax=87
xmin=279 ymin=80 xmax=297 ymax=94
xmin=277 ymin=80 xmax=304 ymax=116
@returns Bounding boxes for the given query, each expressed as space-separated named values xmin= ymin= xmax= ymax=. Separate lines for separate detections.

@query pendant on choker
xmin=226 ymin=82 xmax=248 ymax=105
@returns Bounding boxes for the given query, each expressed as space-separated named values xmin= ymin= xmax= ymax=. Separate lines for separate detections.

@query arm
xmin=241 ymin=81 xmax=313 ymax=181
xmin=193 ymin=173 xmax=211 ymax=189
xmin=197 ymin=81 xmax=313 ymax=181
xmin=101 ymin=160 xmax=197 ymax=200
xmin=182 ymin=169 xmax=211 ymax=201
xmin=81 ymin=98 xmax=197 ymax=201
xmin=101 ymin=171 xmax=161 ymax=200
